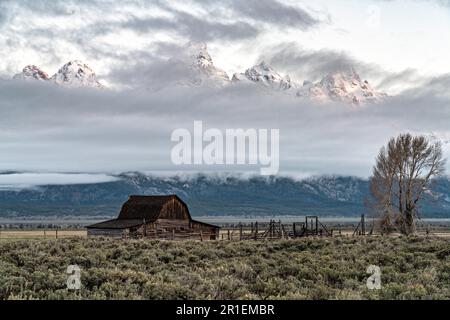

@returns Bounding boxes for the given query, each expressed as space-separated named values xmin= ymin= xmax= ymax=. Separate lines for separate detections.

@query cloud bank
xmin=1 ymin=76 xmax=449 ymax=179
xmin=1 ymin=0 xmax=450 ymax=183
xmin=0 ymin=0 xmax=321 ymax=82
xmin=0 ymin=173 xmax=119 ymax=190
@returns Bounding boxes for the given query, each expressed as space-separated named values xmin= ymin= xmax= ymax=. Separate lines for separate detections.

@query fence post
xmin=239 ymin=223 xmax=243 ymax=241
xmin=278 ymin=220 xmax=282 ymax=239
xmin=143 ymin=218 xmax=147 ymax=238
xmin=271 ymin=220 xmax=274 ymax=238
xmin=361 ymin=214 xmax=366 ymax=236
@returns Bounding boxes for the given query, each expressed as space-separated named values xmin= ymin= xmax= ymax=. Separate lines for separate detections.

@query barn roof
xmin=191 ymin=219 xmax=221 ymax=229
xmin=86 ymin=194 xmax=221 ymax=231
xmin=86 ymin=219 xmax=144 ymax=229
xmin=117 ymin=194 xmax=191 ymax=221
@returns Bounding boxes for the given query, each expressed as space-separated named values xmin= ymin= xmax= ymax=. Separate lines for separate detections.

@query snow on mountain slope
xmin=51 ymin=60 xmax=103 ymax=88
xmin=297 ymin=67 xmax=387 ymax=105
xmin=13 ymin=61 xmax=104 ymax=88
xmin=231 ymin=62 xmax=386 ymax=104
xmin=232 ymin=61 xmax=293 ymax=91
xmin=10 ymin=46 xmax=387 ymax=105
xmin=13 ymin=65 xmax=50 ymax=81
xmin=1 ymin=173 xmax=449 ymax=217
xmin=169 ymin=41 xmax=230 ymax=87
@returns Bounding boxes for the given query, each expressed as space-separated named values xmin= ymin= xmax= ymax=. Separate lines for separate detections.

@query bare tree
xmin=370 ymin=133 xmax=446 ymax=235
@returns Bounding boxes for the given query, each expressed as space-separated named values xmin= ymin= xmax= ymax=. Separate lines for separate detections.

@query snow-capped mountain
xmin=231 ymin=62 xmax=385 ymax=105
xmin=51 ymin=60 xmax=103 ymax=88
xmin=10 ymin=45 xmax=387 ymax=105
xmin=0 ymin=172 xmax=448 ymax=218
xmin=232 ymin=61 xmax=292 ymax=91
xmin=297 ymin=67 xmax=387 ymax=105
xmin=169 ymin=41 xmax=230 ymax=86
xmin=13 ymin=60 xmax=104 ymax=88
xmin=13 ymin=65 xmax=50 ymax=81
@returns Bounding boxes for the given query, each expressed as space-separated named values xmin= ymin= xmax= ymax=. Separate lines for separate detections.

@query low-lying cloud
xmin=259 ymin=43 xmax=432 ymax=94
xmin=0 ymin=172 xmax=119 ymax=190
xmin=1 ymin=76 xmax=450 ymax=179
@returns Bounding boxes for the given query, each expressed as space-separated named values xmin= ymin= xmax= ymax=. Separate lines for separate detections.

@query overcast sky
xmin=1 ymin=0 xmax=450 ymax=185
xmin=2 ymin=0 xmax=450 ymax=88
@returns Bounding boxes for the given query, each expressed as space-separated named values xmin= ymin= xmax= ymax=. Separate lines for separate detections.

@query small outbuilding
xmin=86 ymin=195 xmax=220 ymax=240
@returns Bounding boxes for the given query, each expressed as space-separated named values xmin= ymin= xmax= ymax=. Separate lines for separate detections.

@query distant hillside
xmin=0 ymin=173 xmax=449 ymax=218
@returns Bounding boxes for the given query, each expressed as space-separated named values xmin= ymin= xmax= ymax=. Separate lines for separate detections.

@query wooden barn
xmin=86 ymin=195 xmax=220 ymax=240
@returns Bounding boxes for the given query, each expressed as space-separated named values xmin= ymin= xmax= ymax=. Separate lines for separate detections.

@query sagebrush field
xmin=0 ymin=236 xmax=449 ymax=300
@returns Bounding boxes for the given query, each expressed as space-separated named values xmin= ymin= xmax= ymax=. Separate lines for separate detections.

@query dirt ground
xmin=2 ymin=229 xmax=449 ymax=240
xmin=0 ymin=230 xmax=87 ymax=239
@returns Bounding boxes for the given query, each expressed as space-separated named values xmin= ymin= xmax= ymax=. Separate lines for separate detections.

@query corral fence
xmin=218 ymin=215 xmax=450 ymax=240
xmin=219 ymin=216 xmax=334 ymax=241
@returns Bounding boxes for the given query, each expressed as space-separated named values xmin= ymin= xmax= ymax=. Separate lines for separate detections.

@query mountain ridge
xmin=0 ymin=173 xmax=448 ymax=218
xmin=13 ymin=60 xmax=103 ymax=88
xmin=11 ymin=42 xmax=386 ymax=104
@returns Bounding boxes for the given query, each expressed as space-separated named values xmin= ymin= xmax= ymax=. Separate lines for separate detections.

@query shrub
xmin=0 ymin=237 xmax=448 ymax=300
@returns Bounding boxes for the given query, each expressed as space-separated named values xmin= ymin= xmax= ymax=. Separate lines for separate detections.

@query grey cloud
xmin=260 ymin=44 xmax=373 ymax=81
xmin=107 ymin=55 xmax=193 ymax=89
xmin=376 ymin=0 xmax=450 ymax=6
xmin=0 ymin=173 xmax=119 ymax=188
xmin=259 ymin=43 xmax=431 ymax=94
xmin=377 ymin=69 xmax=420 ymax=89
xmin=0 ymin=0 xmax=266 ymax=79
xmin=0 ymin=11 xmax=5 ymax=26
xmin=0 ymin=0 xmax=323 ymax=82
xmin=400 ymin=73 xmax=450 ymax=98
xmin=0 ymin=2 xmax=11 ymax=27
xmin=1 ymin=76 xmax=450 ymax=177
xmin=228 ymin=0 xmax=319 ymax=29
xmin=191 ymin=0 xmax=319 ymax=30
xmin=1 ymin=0 xmax=99 ymax=17
xmin=0 ymin=0 xmax=448 ymax=179
xmin=122 ymin=12 xmax=259 ymax=41
xmin=426 ymin=74 xmax=450 ymax=88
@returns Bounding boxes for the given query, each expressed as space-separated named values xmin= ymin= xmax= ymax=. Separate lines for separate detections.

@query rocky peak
xmin=171 ymin=41 xmax=229 ymax=86
xmin=184 ymin=41 xmax=214 ymax=69
xmin=13 ymin=65 xmax=50 ymax=81
xmin=50 ymin=60 xmax=103 ymax=88
xmin=298 ymin=67 xmax=386 ymax=105
xmin=233 ymin=61 xmax=292 ymax=91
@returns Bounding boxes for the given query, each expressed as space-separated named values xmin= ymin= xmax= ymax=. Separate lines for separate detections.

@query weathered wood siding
xmin=191 ymin=220 xmax=219 ymax=240
xmin=87 ymin=228 xmax=124 ymax=238
xmin=159 ymin=198 xmax=190 ymax=220
xmin=125 ymin=219 xmax=219 ymax=240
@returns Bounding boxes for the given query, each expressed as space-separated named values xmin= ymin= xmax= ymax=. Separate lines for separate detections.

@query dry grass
xmin=0 ymin=230 xmax=86 ymax=240
xmin=0 ymin=236 xmax=448 ymax=300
